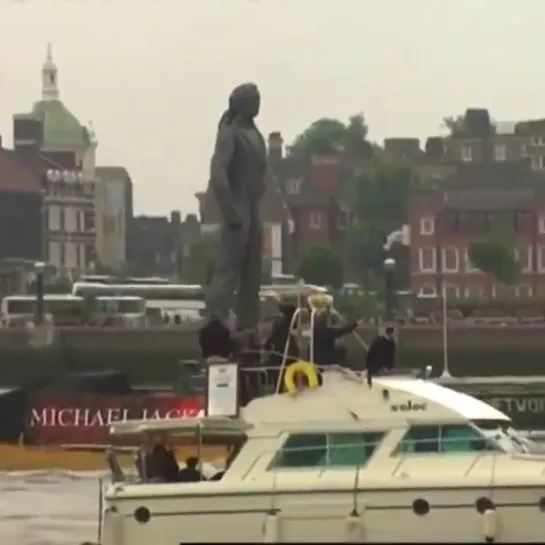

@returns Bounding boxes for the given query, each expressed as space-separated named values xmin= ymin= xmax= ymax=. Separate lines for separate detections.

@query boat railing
xmin=177 ymin=357 xmax=427 ymax=403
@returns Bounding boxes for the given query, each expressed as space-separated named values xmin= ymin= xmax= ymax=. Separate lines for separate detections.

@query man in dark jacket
xmin=178 ymin=456 xmax=205 ymax=482
xmin=264 ymin=303 xmax=300 ymax=392
xmin=199 ymin=315 xmax=236 ymax=360
xmin=311 ymin=313 xmax=360 ymax=367
xmin=365 ymin=326 xmax=397 ymax=386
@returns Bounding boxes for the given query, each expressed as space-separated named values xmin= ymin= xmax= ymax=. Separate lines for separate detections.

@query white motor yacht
xmin=100 ymin=366 xmax=545 ymax=543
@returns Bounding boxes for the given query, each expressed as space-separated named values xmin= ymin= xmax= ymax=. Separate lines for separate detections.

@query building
xmin=12 ymin=44 xmax=98 ymax=278
xmin=95 ymin=166 xmax=133 ymax=270
xmin=10 ymin=44 xmax=132 ymax=277
xmin=409 ymin=160 xmax=545 ymax=299
xmin=127 ymin=211 xmax=200 ymax=278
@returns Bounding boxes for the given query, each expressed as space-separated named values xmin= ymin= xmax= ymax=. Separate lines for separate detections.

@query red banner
xmin=24 ymin=393 xmax=205 ymax=446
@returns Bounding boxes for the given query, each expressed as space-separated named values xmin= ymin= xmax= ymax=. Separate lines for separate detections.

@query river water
xmin=0 ymin=471 xmax=102 ymax=545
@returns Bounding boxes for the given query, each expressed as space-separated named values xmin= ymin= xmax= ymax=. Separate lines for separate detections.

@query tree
xmin=468 ymin=235 xmax=518 ymax=285
xmin=345 ymin=151 xmax=426 ymax=287
xmin=289 ymin=114 xmax=371 ymax=158
xmin=298 ymin=246 xmax=344 ymax=288
xmin=442 ymin=115 xmax=466 ymax=136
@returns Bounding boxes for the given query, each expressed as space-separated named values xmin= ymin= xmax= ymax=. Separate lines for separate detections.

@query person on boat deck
xmin=199 ymin=314 xmax=237 ymax=360
xmin=365 ymin=326 xmax=397 ymax=386
xmin=178 ymin=456 xmax=205 ymax=482
xmin=145 ymin=441 xmax=180 ymax=483
xmin=311 ymin=311 xmax=360 ymax=367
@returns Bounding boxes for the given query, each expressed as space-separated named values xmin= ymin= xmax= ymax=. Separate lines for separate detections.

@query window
xmin=417 ymin=284 xmax=437 ymax=298
xmin=443 ymin=283 xmax=460 ymax=299
xmin=461 ymin=144 xmax=472 ymax=162
xmin=83 ymin=211 xmax=95 ymax=232
xmin=532 ymin=156 xmax=544 ymax=170
xmin=494 ymin=144 xmax=506 ymax=161
xmin=539 ymin=215 xmax=545 ymax=234
xmin=532 ymin=136 xmax=545 ymax=146
xmin=419 ymin=216 xmax=434 ymax=236
xmin=515 ymin=284 xmax=533 ymax=298
xmin=59 ymin=207 xmax=65 ymax=231
xmin=465 ymin=284 xmax=484 ymax=299
xmin=59 ymin=243 xmax=66 ymax=267
xmin=338 ymin=210 xmax=350 ymax=230
xmin=268 ymin=431 xmax=384 ymax=469
xmin=286 ymin=178 xmax=302 ymax=195
xmin=442 ymin=247 xmax=459 ymax=273
xmin=392 ymin=425 xmax=490 ymax=455
xmin=418 ymin=248 xmax=436 ymax=272
xmin=309 ymin=210 xmax=323 ymax=230
xmin=465 ymin=249 xmax=479 ymax=273
xmin=538 ymin=246 xmax=545 ymax=273
xmin=514 ymin=247 xmax=532 ymax=273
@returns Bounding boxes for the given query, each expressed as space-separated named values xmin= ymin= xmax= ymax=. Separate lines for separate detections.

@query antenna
xmin=440 ymin=284 xmax=452 ymax=378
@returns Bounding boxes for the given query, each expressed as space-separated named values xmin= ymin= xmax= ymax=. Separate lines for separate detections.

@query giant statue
xmin=204 ymin=83 xmax=267 ymax=332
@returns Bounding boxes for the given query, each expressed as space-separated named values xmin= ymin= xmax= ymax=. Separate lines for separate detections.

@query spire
xmin=41 ymin=42 xmax=59 ymax=101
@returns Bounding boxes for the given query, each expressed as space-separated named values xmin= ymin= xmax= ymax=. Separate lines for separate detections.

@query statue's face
xmin=244 ymin=86 xmax=260 ymax=118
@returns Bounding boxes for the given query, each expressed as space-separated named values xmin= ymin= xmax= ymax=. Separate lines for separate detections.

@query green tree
xmin=345 ymin=151 xmax=425 ymax=287
xmin=289 ymin=114 xmax=371 ymax=158
xmin=442 ymin=114 xmax=466 ymax=136
xmin=184 ymin=239 xmax=216 ymax=285
xmin=298 ymin=246 xmax=344 ymax=288
xmin=468 ymin=235 xmax=518 ymax=285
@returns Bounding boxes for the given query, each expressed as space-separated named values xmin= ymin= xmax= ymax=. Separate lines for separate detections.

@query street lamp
xmin=34 ymin=261 xmax=46 ymax=326
xmin=383 ymin=257 xmax=396 ymax=322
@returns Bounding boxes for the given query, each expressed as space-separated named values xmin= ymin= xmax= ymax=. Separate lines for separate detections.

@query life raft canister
xmin=283 ymin=360 xmax=320 ymax=394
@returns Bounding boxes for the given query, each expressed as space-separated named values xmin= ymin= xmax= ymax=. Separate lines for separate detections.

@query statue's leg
xmin=235 ymin=219 xmax=263 ymax=331
xmin=205 ymin=220 xmax=249 ymax=324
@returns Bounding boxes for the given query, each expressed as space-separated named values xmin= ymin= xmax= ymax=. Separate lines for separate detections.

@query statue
xmin=204 ymin=83 xmax=267 ymax=332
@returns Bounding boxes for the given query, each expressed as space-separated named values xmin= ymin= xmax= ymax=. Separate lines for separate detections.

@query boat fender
xmin=344 ymin=508 xmax=365 ymax=542
xmin=483 ymin=509 xmax=497 ymax=543
xmin=100 ymin=507 xmax=125 ymax=545
xmin=283 ymin=360 xmax=319 ymax=395
xmin=262 ymin=510 xmax=280 ymax=543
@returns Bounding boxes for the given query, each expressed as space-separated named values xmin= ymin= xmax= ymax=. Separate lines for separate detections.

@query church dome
xmin=33 ymin=44 xmax=90 ymax=151
xmin=32 ymin=99 xmax=88 ymax=150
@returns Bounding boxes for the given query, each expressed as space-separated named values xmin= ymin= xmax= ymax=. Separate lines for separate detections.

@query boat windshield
xmin=473 ymin=420 xmax=529 ymax=454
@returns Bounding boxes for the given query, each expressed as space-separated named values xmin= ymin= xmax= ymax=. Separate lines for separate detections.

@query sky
xmin=1 ymin=0 xmax=545 ymax=216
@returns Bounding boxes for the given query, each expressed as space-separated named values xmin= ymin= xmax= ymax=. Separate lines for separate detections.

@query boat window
xmin=269 ymin=431 xmax=384 ymax=469
xmin=392 ymin=425 xmax=491 ymax=455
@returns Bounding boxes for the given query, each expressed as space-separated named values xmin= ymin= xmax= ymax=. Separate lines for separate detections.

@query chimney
xmin=170 ymin=210 xmax=181 ymax=225
xmin=268 ymin=131 xmax=284 ymax=162
xmin=0 ymin=134 xmax=2 ymax=148
xmin=425 ymin=137 xmax=445 ymax=157
xmin=384 ymin=138 xmax=421 ymax=159
xmin=13 ymin=114 xmax=43 ymax=157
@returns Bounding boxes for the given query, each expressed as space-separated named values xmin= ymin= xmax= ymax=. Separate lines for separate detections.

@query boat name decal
xmin=390 ymin=400 xmax=428 ymax=412
xmin=485 ymin=396 xmax=545 ymax=415
xmin=28 ymin=406 xmax=204 ymax=428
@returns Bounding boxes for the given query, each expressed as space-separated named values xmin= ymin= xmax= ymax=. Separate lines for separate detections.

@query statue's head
xmin=219 ymin=83 xmax=260 ymax=127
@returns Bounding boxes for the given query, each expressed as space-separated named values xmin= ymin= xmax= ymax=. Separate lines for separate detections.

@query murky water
xmin=0 ymin=471 xmax=101 ymax=545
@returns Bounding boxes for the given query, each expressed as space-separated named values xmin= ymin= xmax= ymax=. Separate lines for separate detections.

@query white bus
xmin=0 ymin=294 xmax=146 ymax=327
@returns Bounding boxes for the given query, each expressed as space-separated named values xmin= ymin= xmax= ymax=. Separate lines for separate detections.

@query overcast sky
xmin=1 ymin=0 xmax=545 ymax=216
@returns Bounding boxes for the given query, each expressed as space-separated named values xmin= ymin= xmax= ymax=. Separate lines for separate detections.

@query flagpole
xmin=440 ymin=283 xmax=452 ymax=378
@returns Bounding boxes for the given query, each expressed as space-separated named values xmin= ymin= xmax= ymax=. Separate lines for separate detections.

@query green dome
xmin=32 ymin=99 xmax=89 ymax=150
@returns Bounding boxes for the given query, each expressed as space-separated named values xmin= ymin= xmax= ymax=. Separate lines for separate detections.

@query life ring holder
xmin=283 ymin=360 xmax=320 ymax=394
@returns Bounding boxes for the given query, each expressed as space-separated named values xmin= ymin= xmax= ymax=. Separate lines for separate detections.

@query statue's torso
xmin=227 ymin=125 xmax=267 ymax=205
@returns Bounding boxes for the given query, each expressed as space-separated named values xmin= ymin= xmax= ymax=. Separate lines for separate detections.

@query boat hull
xmin=103 ymin=485 xmax=545 ymax=543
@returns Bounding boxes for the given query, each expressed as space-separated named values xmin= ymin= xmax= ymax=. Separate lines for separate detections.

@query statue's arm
xmin=210 ymin=125 xmax=240 ymax=227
